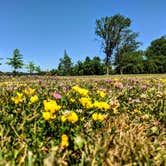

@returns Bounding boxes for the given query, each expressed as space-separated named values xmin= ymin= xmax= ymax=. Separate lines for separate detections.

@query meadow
xmin=0 ymin=74 xmax=166 ymax=166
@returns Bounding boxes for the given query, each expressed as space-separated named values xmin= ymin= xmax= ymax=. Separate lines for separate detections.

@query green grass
xmin=0 ymin=75 xmax=165 ymax=165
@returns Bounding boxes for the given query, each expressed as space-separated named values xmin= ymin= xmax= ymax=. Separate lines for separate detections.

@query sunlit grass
xmin=0 ymin=74 xmax=165 ymax=165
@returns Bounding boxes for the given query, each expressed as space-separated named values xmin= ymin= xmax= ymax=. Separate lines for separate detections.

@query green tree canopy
xmin=83 ymin=56 xmax=93 ymax=75
xmin=117 ymin=51 xmax=144 ymax=74
xmin=95 ymin=14 xmax=131 ymax=74
xmin=6 ymin=49 xmax=24 ymax=74
xmin=115 ymin=29 xmax=141 ymax=74
xmin=35 ymin=66 xmax=41 ymax=74
xmin=145 ymin=35 xmax=166 ymax=73
xmin=91 ymin=56 xmax=105 ymax=75
xmin=58 ymin=50 xmax=73 ymax=76
xmin=73 ymin=60 xmax=84 ymax=76
xmin=26 ymin=61 xmax=35 ymax=74
xmin=146 ymin=35 xmax=166 ymax=57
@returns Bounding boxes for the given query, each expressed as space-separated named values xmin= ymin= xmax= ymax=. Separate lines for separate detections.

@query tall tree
xmin=116 ymin=51 xmax=144 ymax=74
xmin=58 ymin=50 xmax=73 ymax=75
xmin=91 ymin=56 xmax=105 ymax=75
xmin=6 ymin=49 xmax=24 ymax=74
xmin=72 ymin=60 xmax=84 ymax=76
xmin=115 ymin=29 xmax=141 ymax=74
xmin=26 ymin=61 xmax=35 ymax=74
xmin=72 ymin=56 xmax=105 ymax=75
xmin=35 ymin=66 xmax=41 ymax=74
xmin=146 ymin=35 xmax=166 ymax=57
xmin=95 ymin=14 xmax=131 ymax=75
xmin=145 ymin=35 xmax=166 ymax=73
xmin=83 ymin=56 xmax=93 ymax=75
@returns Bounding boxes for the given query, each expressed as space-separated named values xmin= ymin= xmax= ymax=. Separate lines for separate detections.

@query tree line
xmin=0 ymin=14 xmax=166 ymax=75
xmin=0 ymin=49 xmax=41 ymax=75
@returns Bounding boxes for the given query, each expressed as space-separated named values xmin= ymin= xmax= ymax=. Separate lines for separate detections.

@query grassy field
xmin=0 ymin=74 xmax=166 ymax=165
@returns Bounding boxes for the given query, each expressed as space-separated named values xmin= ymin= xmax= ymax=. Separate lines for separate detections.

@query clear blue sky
xmin=0 ymin=0 xmax=165 ymax=72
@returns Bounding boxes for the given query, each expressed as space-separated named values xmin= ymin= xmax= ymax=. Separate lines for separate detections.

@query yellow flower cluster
xmin=93 ymin=101 xmax=110 ymax=110
xmin=44 ymin=100 xmax=61 ymax=112
xmin=79 ymin=97 xmax=110 ymax=110
xmin=134 ymin=109 xmax=140 ymax=113
xmin=30 ymin=95 xmax=39 ymax=104
xmin=79 ymin=97 xmax=93 ymax=109
xmin=42 ymin=112 xmax=55 ymax=120
xmin=61 ymin=111 xmax=78 ymax=123
xmin=114 ymin=78 xmax=119 ymax=82
xmin=72 ymin=86 xmax=89 ymax=96
xmin=61 ymin=134 xmax=69 ymax=147
xmin=11 ymin=92 xmax=24 ymax=104
xmin=92 ymin=112 xmax=105 ymax=121
xmin=97 ymin=90 xmax=106 ymax=98
xmin=160 ymin=78 xmax=166 ymax=83
xmin=42 ymin=100 xmax=61 ymax=120
xmin=69 ymin=98 xmax=75 ymax=103
xmin=19 ymin=83 xmax=27 ymax=88
xmin=24 ymin=88 xmax=36 ymax=96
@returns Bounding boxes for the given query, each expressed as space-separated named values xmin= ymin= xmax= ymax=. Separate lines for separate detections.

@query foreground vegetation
xmin=0 ymin=75 xmax=166 ymax=165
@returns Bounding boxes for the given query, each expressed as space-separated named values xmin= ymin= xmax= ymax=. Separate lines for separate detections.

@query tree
xmin=58 ymin=50 xmax=73 ymax=76
xmin=83 ymin=56 xmax=93 ymax=75
xmin=146 ymin=35 xmax=166 ymax=57
xmin=115 ymin=29 xmax=141 ymax=74
xmin=117 ymin=51 xmax=144 ymax=74
xmin=71 ymin=56 xmax=105 ymax=76
xmin=0 ymin=58 xmax=3 ymax=65
xmin=143 ymin=58 xmax=158 ymax=74
xmin=35 ymin=66 xmax=41 ymax=74
xmin=145 ymin=35 xmax=166 ymax=73
xmin=91 ymin=56 xmax=105 ymax=75
xmin=26 ymin=61 xmax=35 ymax=74
xmin=6 ymin=49 xmax=24 ymax=74
xmin=95 ymin=14 xmax=131 ymax=75
xmin=72 ymin=60 xmax=84 ymax=75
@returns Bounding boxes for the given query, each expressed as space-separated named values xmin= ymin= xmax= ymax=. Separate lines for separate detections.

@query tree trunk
xmin=106 ymin=65 xmax=109 ymax=75
xmin=106 ymin=54 xmax=110 ymax=75
xmin=13 ymin=70 xmax=16 ymax=76
xmin=120 ymin=67 xmax=123 ymax=75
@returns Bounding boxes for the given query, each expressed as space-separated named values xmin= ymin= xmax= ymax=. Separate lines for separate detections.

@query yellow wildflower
xmin=79 ymin=97 xmax=93 ymax=109
xmin=142 ymin=114 xmax=150 ymax=120
xmin=72 ymin=86 xmax=89 ymax=96
xmin=97 ymin=90 xmax=106 ymax=98
xmin=92 ymin=112 xmax=98 ymax=121
xmin=42 ymin=112 xmax=51 ymax=120
xmin=92 ymin=112 xmax=105 ymax=121
xmin=113 ymin=107 xmax=118 ymax=114
xmin=11 ymin=92 xmax=24 ymax=104
xmin=98 ymin=113 xmax=105 ymax=121
xmin=61 ymin=111 xmax=78 ymax=123
xmin=43 ymin=100 xmax=61 ymax=113
xmin=61 ymin=115 xmax=67 ymax=122
xmin=30 ymin=95 xmax=39 ymax=104
xmin=50 ymin=113 xmax=56 ymax=119
xmin=61 ymin=134 xmax=69 ymax=147
xmin=67 ymin=111 xmax=78 ymax=123
xmin=42 ymin=111 xmax=56 ymax=120
xmin=93 ymin=101 xmax=110 ymax=110
xmin=134 ymin=109 xmax=140 ymax=113
xmin=114 ymin=78 xmax=119 ymax=82
xmin=70 ymin=98 xmax=75 ymax=103
xmin=24 ymin=88 xmax=35 ymax=96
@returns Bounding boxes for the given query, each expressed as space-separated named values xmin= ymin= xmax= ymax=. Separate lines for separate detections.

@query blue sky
xmin=0 ymin=0 xmax=165 ymax=72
